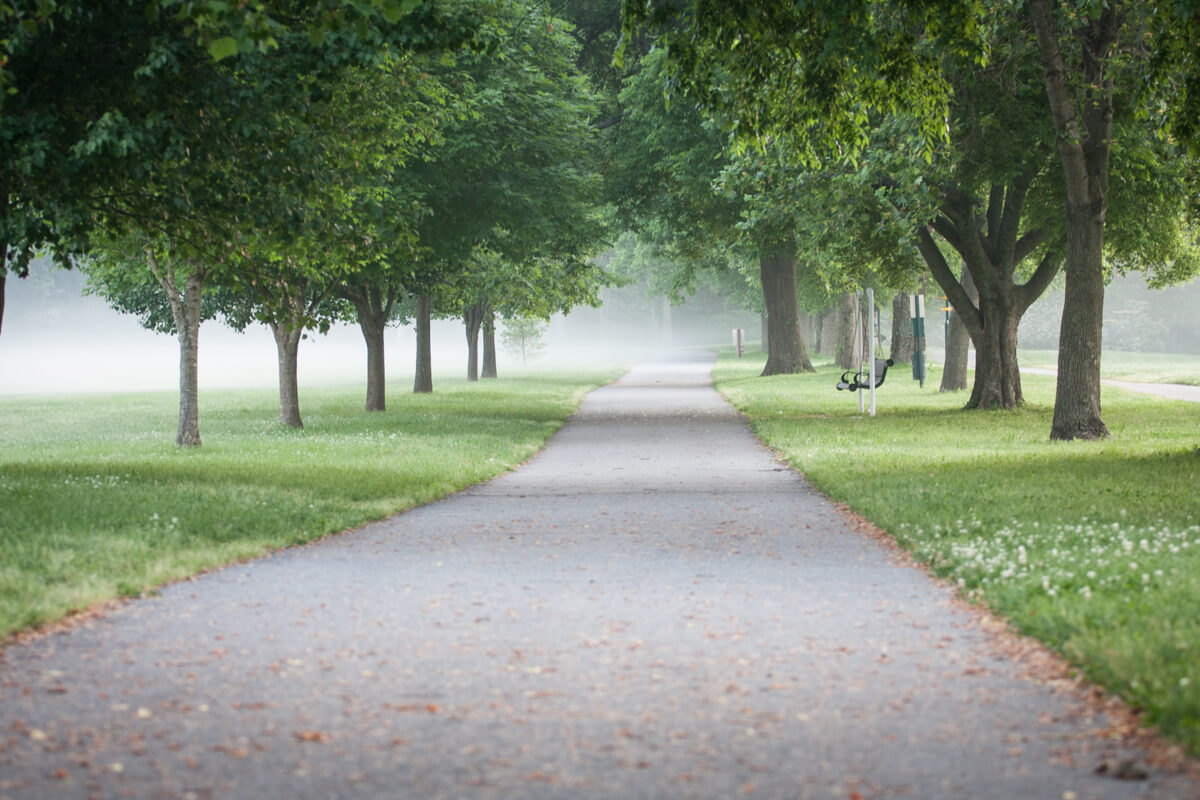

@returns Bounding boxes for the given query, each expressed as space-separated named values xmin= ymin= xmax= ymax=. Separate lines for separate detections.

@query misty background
xmin=2 ymin=259 xmax=1197 ymax=396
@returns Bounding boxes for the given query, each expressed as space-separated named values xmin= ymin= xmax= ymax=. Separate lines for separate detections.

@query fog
xmin=0 ymin=266 xmax=759 ymax=396
xmin=5 ymin=263 xmax=1195 ymax=397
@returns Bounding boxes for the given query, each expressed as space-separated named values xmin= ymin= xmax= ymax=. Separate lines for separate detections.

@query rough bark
xmin=890 ymin=292 xmax=913 ymax=364
xmin=941 ymin=267 xmax=975 ymax=392
xmin=835 ymin=292 xmax=858 ymax=371
xmin=270 ymin=321 xmax=304 ymax=429
xmin=341 ymin=285 xmax=397 ymax=412
xmin=482 ymin=309 xmax=497 ymax=379
xmin=759 ymin=241 xmax=814 ymax=376
xmin=463 ymin=300 xmax=487 ymax=382
xmin=413 ymin=295 xmax=433 ymax=394
xmin=914 ymin=172 xmax=1061 ymax=410
xmin=356 ymin=303 xmax=387 ymax=412
xmin=760 ymin=313 xmax=769 ymax=352
xmin=1030 ymin=0 xmax=1113 ymax=440
xmin=148 ymin=249 xmax=204 ymax=447
xmin=966 ymin=300 xmax=1023 ymax=409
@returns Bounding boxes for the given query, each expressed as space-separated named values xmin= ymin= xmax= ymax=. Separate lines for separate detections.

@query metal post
xmin=867 ymin=288 xmax=876 ymax=417
xmin=910 ymin=294 xmax=927 ymax=387
xmin=855 ymin=292 xmax=864 ymax=415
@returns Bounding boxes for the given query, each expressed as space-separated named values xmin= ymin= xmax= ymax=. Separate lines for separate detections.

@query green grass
xmin=0 ymin=369 xmax=621 ymax=639
xmin=1018 ymin=348 xmax=1200 ymax=386
xmin=715 ymin=351 xmax=1200 ymax=754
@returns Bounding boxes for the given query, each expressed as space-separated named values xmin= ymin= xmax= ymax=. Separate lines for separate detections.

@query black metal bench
xmin=836 ymin=358 xmax=895 ymax=392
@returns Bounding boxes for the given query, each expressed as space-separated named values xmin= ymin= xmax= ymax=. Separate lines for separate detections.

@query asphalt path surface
xmin=2 ymin=351 xmax=1197 ymax=799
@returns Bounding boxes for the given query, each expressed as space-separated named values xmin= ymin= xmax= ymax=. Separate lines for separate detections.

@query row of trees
xmin=4 ymin=1 xmax=1197 ymax=445
xmin=2 ymin=1 xmax=614 ymax=444
xmin=610 ymin=0 xmax=1199 ymax=440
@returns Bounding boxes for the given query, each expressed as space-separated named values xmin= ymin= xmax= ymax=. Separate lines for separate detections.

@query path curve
xmin=1 ymin=351 xmax=1196 ymax=799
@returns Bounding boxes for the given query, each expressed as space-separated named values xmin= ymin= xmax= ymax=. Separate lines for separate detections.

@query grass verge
xmin=0 ymin=369 xmax=620 ymax=640
xmin=714 ymin=351 xmax=1200 ymax=755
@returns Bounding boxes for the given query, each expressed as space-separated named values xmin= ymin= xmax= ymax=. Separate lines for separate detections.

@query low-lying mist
xmin=0 ymin=269 xmax=755 ymax=396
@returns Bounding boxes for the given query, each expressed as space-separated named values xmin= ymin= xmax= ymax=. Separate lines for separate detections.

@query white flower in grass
xmin=1018 ymin=545 xmax=1028 ymax=566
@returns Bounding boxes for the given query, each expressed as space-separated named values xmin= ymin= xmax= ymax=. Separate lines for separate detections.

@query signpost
xmin=911 ymin=294 xmax=927 ymax=387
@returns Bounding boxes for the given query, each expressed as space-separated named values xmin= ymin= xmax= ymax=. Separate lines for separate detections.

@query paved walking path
xmin=2 ymin=352 xmax=1196 ymax=799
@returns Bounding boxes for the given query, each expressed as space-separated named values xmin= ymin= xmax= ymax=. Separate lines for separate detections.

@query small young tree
xmin=500 ymin=317 xmax=547 ymax=366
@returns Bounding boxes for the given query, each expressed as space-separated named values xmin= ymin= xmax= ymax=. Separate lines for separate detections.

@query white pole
xmin=867 ymin=288 xmax=876 ymax=417
xmin=855 ymin=291 xmax=864 ymax=415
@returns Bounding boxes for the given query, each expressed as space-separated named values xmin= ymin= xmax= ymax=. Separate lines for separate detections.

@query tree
xmin=500 ymin=316 xmax=547 ymax=365
xmin=1027 ymin=0 xmax=1200 ymax=439
xmin=623 ymin=1 xmax=1199 ymax=427
xmin=396 ymin=0 xmax=608 ymax=390
xmin=0 ymin=0 xmax=480 ymax=344
xmin=610 ymin=49 xmax=815 ymax=375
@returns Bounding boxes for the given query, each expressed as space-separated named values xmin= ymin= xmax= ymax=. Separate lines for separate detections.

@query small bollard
xmin=732 ymin=328 xmax=745 ymax=358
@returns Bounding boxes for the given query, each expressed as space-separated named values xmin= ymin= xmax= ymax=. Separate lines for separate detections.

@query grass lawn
xmin=0 ymin=368 xmax=620 ymax=640
xmin=715 ymin=351 xmax=1200 ymax=755
xmin=1018 ymin=349 xmax=1200 ymax=386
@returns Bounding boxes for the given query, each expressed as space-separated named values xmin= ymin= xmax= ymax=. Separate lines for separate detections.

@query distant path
xmin=1 ymin=351 xmax=1196 ymax=799
xmin=1026 ymin=367 xmax=1200 ymax=403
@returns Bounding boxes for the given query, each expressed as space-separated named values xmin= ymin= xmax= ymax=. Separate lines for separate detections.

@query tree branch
xmin=915 ymin=225 xmax=982 ymax=341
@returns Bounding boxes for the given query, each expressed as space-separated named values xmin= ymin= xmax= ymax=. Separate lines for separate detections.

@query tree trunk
xmin=759 ymin=241 xmax=814 ymax=375
xmin=0 ymin=185 xmax=8 ymax=338
xmin=1030 ymin=0 xmax=1112 ymax=440
xmin=355 ymin=305 xmax=386 ymax=412
xmin=175 ymin=274 xmax=203 ymax=447
xmin=891 ymin=292 xmax=913 ymax=364
xmin=481 ymin=308 xmax=497 ymax=379
xmin=1051 ymin=214 xmax=1108 ymax=438
xmin=463 ymin=300 xmax=486 ymax=382
xmin=147 ymin=248 xmax=204 ymax=447
xmin=414 ymin=294 xmax=433 ymax=394
xmin=271 ymin=321 xmax=304 ymax=428
xmin=835 ymin=292 xmax=858 ymax=371
xmin=966 ymin=296 xmax=1023 ymax=409
xmin=941 ymin=266 xmax=975 ymax=392
xmin=819 ymin=308 xmax=838 ymax=357
xmin=760 ymin=312 xmax=769 ymax=352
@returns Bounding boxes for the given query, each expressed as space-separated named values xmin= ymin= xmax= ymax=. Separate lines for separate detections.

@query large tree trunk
xmin=270 ymin=321 xmax=304 ymax=429
xmin=835 ymin=292 xmax=858 ymax=371
xmin=914 ymin=172 xmax=1061 ymax=411
xmin=890 ymin=292 xmax=913 ymax=364
xmin=481 ymin=308 xmax=497 ymax=379
xmin=414 ymin=294 xmax=433 ymax=394
xmin=759 ymin=241 xmax=814 ymax=376
xmin=941 ymin=267 xmax=976 ymax=392
xmin=1031 ymin=0 xmax=1113 ymax=440
xmin=463 ymin=300 xmax=486 ymax=382
xmin=759 ymin=312 xmax=768 ymax=352
xmin=967 ymin=297 xmax=1023 ymax=409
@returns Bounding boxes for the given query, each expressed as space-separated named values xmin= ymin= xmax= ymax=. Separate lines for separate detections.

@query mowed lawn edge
xmin=713 ymin=350 xmax=1200 ymax=756
xmin=0 ymin=368 xmax=623 ymax=641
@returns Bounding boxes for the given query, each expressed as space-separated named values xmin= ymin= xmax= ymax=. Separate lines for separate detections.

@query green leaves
xmin=208 ymin=35 xmax=239 ymax=60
